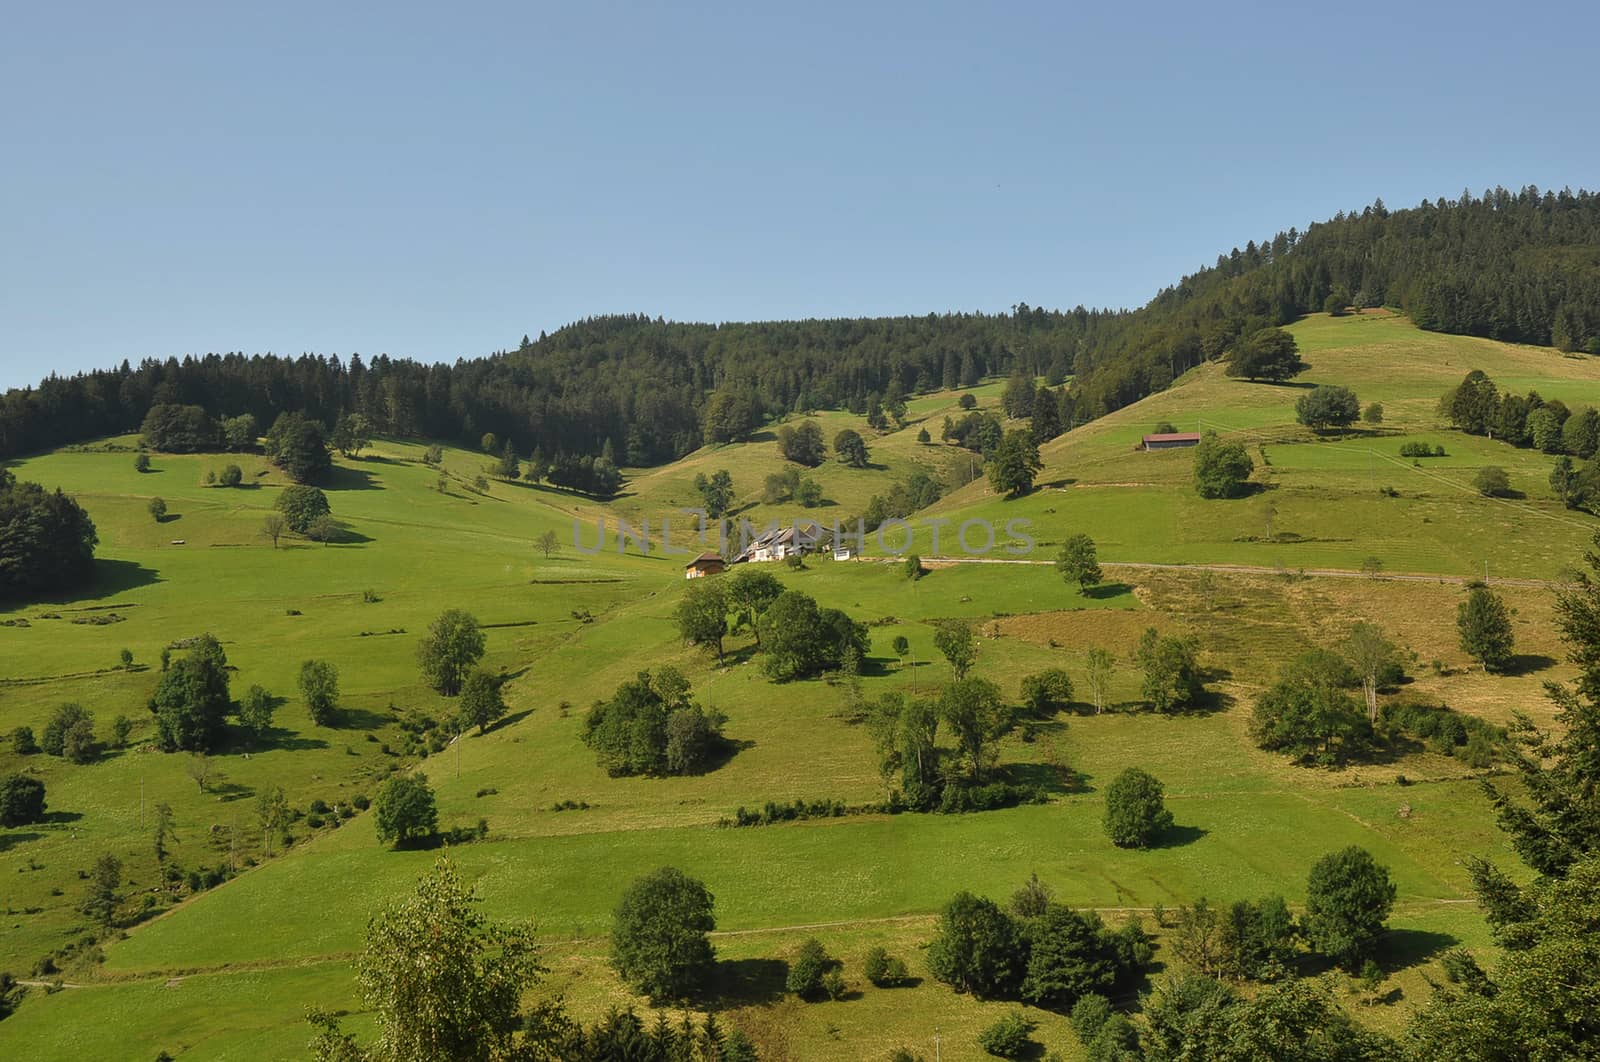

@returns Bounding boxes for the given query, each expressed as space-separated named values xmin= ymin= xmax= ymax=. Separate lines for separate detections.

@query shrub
xmin=1399 ymin=442 xmax=1446 ymax=457
xmin=1020 ymin=668 xmax=1075 ymax=714
xmin=41 ymin=703 xmax=93 ymax=759
xmin=786 ymin=937 xmax=835 ymax=999
xmin=1071 ymin=992 xmax=1114 ymax=1043
xmin=1473 ymin=466 xmax=1512 ymax=497
xmin=864 ymin=945 xmax=910 ymax=987
xmin=976 ymin=1011 xmax=1034 ymax=1058
xmin=0 ymin=774 xmax=48 ymax=827
xmin=373 ymin=773 xmax=437 ymax=847
xmin=10 ymin=726 xmax=39 ymax=755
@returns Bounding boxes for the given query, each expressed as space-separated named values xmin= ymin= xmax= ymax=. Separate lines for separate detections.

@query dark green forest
xmin=2 ymin=185 xmax=1595 ymax=468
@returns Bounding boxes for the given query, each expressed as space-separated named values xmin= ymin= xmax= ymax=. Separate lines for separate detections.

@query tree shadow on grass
xmin=1005 ymin=760 xmax=1085 ymax=796
xmin=88 ymin=559 xmax=162 ymax=599
xmin=481 ymin=708 xmax=534 ymax=735
xmin=1505 ymin=653 xmax=1558 ymax=676
xmin=0 ymin=830 xmax=43 ymax=853
xmin=1152 ymin=824 xmax=1208 ymax=849
xmin=209 ymin=781 xmax=255 ymax=803
xmin=42 ymin=810 xmax=83 ymax=825
xmin=1382 ymin=928 xmax=1459 ymax=972
xmin=708 ymin=957 xmax=788 ymax=1007
xmin=1083 ymin=581 xmax=1134 ymax=601
xmin=695 ymin=737 xmax=753 ymax=775
xmin=264 ymin=730 xmax=331 ymax=752
xmin=323 ymin=464 xmax=382 ymax=491
xmin=337 ymin=706 xmax=394 ymax=731
xmin=325 ymin=525 xmax=375 ymax=546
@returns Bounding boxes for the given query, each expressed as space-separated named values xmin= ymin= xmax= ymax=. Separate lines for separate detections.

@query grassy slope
xmin=0 ymin=314 xmax=1592 ymax=1060
xmin=914 ymin=311 xmax=1600 ymax=578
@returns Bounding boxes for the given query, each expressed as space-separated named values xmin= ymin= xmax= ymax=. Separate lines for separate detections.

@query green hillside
xmin=1 ymin=312 xmax=1596 ymax=1059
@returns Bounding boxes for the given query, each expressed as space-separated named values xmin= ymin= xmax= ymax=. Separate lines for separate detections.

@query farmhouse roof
xmin=1142 ymin=432 xmax=1202 ymax=444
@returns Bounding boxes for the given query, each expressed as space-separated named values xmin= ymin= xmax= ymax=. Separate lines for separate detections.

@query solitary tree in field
xmin=675 ymin=579 xmax=728 ymax=662
xmin=151 ymin=802 xmax=175 ymax=872
xmin=1056 ymin=533 xmax=1103 ymax=593
xmin=257 ymin=785 xmax=288 ymax=857
xmin=275 ymin=484 xmax=331 ymax=533
xmin=262 ymin=513 xmax=286 ymax=548
xmin=1103 ymin=767 xmax=1174 ymax=848
xmin=777 ymin=420 xmax=826 ymax=466
xmin=1085 ymin=647 xmax=1115 ymax=714
xmin=185 ymin=751 xmax=215 ymax=792
xmin=1226 ymin=327 xmax=1306 ymax=382
xmin=148 ymin=496 xmax=167 ymax=522
xmin=458 ymin=670 xmax=508 ymax=735
xmin=1474 ymin=466 xmax=1513 ymax=498
xmin=934 ymin=619 xmax=978 ymax=679
xmin=1192 ymin=433 xmax=1255 ymax=499
xmin=892 ymin=634 xmax=911 ymax=670
xmin=535 ymin=529 xmax=559 ymax=559
xmin=1459 ymin=585 xmax=1515 ymax=672
xmin=1303 ymin=847 xmax=1395 ymax=968
xmin=308 ymin=856 xmax=549 ymax=1062
xmin=1135 ymin=628 xmax=1203 ymax=713
xmin=0 ymin=774 xmax=47 ymax=827
xmin=693 ymin=469 xmax=735 ymax=519
xmin=418 ymin=609 xmax=486 ymax=695
xmin=82 ymin=852 xmax=123 ymax=928
xmin=611 ymin=867 xmax=717 ymax=1001
xmin=1020 ymin=668 xmax=1075 ymax=715
xmin=331 ymin=412 xmax=373 ymax=458
xmin=834 ymin=428 xmax=870 ymax=468
xmin=148 ymin=635 xmax=232 ymax=752
xmin=1296 ymin=385 xmax=1362 ymax=431
xmin=299 ymin=659 xmax=340 ymax=725
xmin=986 ymin=429 xmax=1043 ymax=498
xmin=374 ymin=773 xmax=438 ymax=848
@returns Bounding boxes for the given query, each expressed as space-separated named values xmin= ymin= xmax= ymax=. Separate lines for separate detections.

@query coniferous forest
xmin=2 ymin=186 xmax=1596 ymax=472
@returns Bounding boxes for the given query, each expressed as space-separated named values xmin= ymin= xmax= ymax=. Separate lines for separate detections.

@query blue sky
xmin=3 ymin=0 xmax=1597 ymax=388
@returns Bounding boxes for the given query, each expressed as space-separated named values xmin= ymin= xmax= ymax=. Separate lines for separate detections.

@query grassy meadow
xmin=1 ymin=312 xmax=1596 ymax=1059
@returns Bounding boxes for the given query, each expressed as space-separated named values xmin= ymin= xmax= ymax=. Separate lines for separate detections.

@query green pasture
xmin=0 ymin=312 xmax=1590 ymax=1058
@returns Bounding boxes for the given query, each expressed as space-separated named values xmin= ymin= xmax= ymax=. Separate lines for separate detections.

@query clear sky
xmin=3 ymin=0 xmax=1597 ymax=388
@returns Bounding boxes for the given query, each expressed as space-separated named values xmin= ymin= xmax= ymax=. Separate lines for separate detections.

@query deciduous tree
xmin=418 ymin=609 xmax=486 ymax=695
xmin=611 ymin=867 xmax=716 ymax=1001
